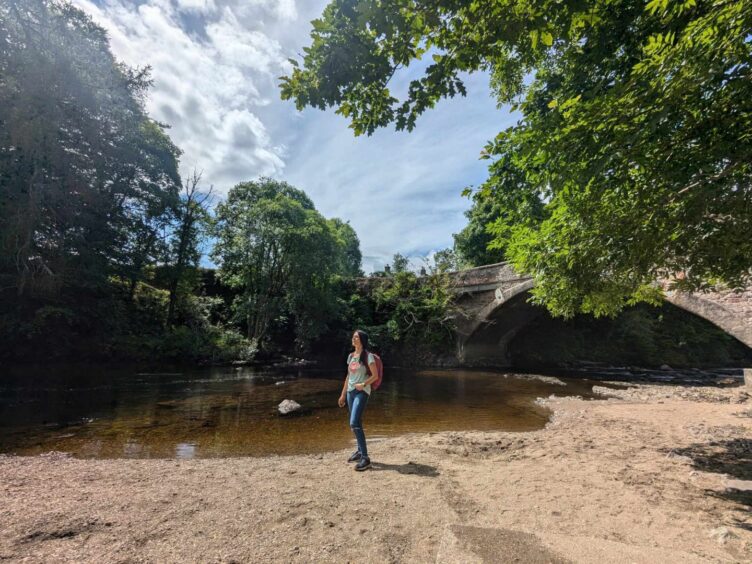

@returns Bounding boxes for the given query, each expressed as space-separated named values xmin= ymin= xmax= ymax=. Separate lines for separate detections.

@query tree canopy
xmin=0 ymin=0 xmax=182 ymax=299
xmin=211 ymin=178 xmax=362 ymax=351
xmin=281 ymin=0 xmax=752 ymax=317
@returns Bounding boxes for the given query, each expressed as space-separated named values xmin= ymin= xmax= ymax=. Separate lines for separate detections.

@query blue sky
xmin=74 ymin=0 xmax=515 ymax=271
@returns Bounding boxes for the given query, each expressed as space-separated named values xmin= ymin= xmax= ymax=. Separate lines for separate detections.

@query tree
xmin=453 ymin=193 xmax=507 ymax=268
xmin=0 ymin=0 xmax=181 ymax=300
xmin=280 ymin=0 xmax=752 ymax=317
xmin=430 ymin=248 xmax=461 ymax=273
xmin=371 ymin=268 xmax=455 ymax=347
xmin=390 ymin=253 xmax=410 ymax=274
xmin=211 ymin=178 xmax=359 ymax=350
xmin=327 ymin=218 xmax=364 ymax=278
xmin=166 ymin=170 xmax=213 ymax=325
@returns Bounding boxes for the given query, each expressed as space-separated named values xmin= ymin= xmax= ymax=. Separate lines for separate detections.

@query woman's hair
xmin=354 ymin=329 xmax=369 ymax=367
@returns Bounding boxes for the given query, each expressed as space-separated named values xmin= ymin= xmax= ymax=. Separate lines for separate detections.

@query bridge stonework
xmin=450 ymin=262 xmax=752 ymax=366
xmin=663 ymin=287 xmax=752 ymax=350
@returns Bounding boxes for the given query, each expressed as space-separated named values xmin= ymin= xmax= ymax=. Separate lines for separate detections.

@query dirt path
xmin=1 ymin=382 xmax=750 ymax=563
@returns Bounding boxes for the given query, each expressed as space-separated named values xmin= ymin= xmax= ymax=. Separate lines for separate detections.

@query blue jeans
xmin=347 ymin=389 xmax=369 ymax=458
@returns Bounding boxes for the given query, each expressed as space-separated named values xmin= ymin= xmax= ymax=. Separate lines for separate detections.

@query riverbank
xmin=1 ymin=382 xmax=750 ymax=563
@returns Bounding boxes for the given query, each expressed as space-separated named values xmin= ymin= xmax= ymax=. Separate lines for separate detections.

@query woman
xmin=338 ymin=329 xmax=378 ymax=471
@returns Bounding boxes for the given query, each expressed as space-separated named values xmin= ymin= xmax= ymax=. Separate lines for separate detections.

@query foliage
xmin=370 ymin=269 xmax=456 ymax=347
xmin=389 ymin=253 xmax=410 ymax=273
xmin=281 ymin=0 xmax=752 ymax=317
xmin=430 ymin=248 xmax=463 ymax=273
xmin=0 ymin=0 xmax=181 ymax=300
xmin=211 ymin=178 xmax=360 ymax=352
xmin=0 ymin=278 xmax=254 ymax=363
xmin=454 ymin=163 xmax=546 ymax=267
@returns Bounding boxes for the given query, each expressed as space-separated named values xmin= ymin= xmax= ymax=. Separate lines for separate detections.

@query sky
xmin=72 ymin=0 xmax=516 ymax=272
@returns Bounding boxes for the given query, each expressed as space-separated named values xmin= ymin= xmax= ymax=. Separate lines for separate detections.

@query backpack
xmin=368 ymin=353 xmax=384 ymax=391
xmin=350 ymin=351 xmax=384 ymax=391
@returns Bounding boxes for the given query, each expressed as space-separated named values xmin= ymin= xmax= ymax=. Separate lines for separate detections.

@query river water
xmin=0 ymin=364 xmax=601 ymax=459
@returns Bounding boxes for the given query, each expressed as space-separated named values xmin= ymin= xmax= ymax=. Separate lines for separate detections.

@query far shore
xmin=1 ymin=381 xmax=750 ymax=563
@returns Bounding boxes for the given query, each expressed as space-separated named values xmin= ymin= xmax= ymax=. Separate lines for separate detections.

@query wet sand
xmin=1 ymin=382 xmax=750 ymax=563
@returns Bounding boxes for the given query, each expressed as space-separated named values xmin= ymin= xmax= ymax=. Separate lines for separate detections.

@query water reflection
xmin=0 ymin=364 xmax=600 ymax=459
xmin=176 ymin=443 xmax=196 ymax=459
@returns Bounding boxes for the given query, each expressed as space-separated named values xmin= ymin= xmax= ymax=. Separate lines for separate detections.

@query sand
xmin=1 ymin=381 xmax=750 ymax=563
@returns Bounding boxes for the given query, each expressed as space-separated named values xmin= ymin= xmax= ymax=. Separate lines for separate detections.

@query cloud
xmin=71 ymin=0 xmax=514 ymax=271
xmin=237 ymin=0 xmax=297 ymax=22
xmin=175 ymin=0 xmax=217 ymax=14
xmin=282 ymin=71 xmax=515 ymax=271
xmin=72 ymin=0 xmax=290 ymax=185
xmin=206 ymin=7 xmax=290 ymax=75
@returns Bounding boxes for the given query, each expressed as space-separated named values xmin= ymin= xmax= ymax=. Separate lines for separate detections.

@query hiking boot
xmin=347 ymin=451 xmax=362 ymax=463
xmin=355 ymin=457 xmax=371 ymax=471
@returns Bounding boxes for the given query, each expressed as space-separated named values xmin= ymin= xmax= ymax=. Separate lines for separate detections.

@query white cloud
xmin=71 ymin=0 xmax=513 ymax=271
xmin=206 ymin=7 xmax=290 ymax=74
xmin=72 ymin=0 xmax=290 ymax=186
xmin=282 ymin=71 xmax=513 ymax=271
xmin=237 ymin=0 xmax=297 ymax=22
xmin=175 ymin=0 xmax=217 ymax=14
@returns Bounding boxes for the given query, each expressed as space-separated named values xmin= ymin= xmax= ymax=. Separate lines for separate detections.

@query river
xmin=0 ymin=363 xmax=601 ymax=459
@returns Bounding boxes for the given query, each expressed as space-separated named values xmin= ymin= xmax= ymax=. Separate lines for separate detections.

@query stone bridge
xmin=450 ymin=262 xmax=752 ymax=366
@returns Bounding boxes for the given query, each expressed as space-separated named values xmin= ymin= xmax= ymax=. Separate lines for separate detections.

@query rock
xmin=708 ymin=526 xmax=737 ymax=545
xmin=744 ymin=368 xmax=752 ymax=392
xmin=278 ymin=399 xmax=302 ymax=415
xmin=660 ymin=364 xmax=672 ymax=371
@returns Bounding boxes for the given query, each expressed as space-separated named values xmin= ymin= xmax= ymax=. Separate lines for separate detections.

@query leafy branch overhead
xmin=281 ymin=0 xmax=752 ymax=317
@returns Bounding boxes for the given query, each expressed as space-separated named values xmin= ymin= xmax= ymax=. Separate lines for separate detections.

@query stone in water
xmin=278 ymin=399 xmax=302 ymax=415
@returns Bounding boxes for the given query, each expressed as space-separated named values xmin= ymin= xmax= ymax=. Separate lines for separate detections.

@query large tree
xmin=281 ymin=0 xmax=752 ymax=316
xmin=0 ymin=0 xmax=181 ymax=301
xmin=211 ymin=178 xmax=360 ymax=350
xmin=327 ymin=218 xmax=364 ymax=278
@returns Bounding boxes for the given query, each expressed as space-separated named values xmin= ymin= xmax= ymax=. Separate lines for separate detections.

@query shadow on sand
xmin=370 ymin=461 xmax=440 ymax=477
xmin=670 ymin=437 xmax=752 ymax=521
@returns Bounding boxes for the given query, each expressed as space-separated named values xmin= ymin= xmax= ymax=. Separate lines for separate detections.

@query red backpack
xmin=368 ymin=353 xmax=384 ymax=391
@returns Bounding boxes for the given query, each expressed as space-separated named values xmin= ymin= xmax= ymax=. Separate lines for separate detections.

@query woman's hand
xmin=338 ymin=393 xmax=346 ymax=408
xmin=354 ymin=383 xmax=364 ymax=392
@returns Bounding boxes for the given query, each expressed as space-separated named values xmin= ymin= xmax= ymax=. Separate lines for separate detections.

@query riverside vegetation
xmin=0 ymin=0 xmax=457 ymax=364
xmin=1 ymin=0 xmax=751 ymax=369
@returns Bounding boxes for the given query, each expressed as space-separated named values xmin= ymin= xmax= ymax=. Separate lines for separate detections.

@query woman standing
xmin=338 ymin=329 xmax=378 ymax=471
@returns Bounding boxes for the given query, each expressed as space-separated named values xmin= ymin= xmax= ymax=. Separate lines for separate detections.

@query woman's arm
xmin=363 ymin=361 xmax=378 ymax=387
xmin=355 ymin=357 xmax=378 ymax=390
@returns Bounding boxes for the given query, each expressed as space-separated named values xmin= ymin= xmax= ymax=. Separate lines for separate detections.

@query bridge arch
xmin=663 ymin=290 xmax=752 ymax=349
xmin=462 ymin=279 xmax=536 ymax=343
xmin=454 ymin=269 xmax=752 ymax=365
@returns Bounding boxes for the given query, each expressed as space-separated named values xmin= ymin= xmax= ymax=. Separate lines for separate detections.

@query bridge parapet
xmin=449 ymin=262 xmax=531 ymax=294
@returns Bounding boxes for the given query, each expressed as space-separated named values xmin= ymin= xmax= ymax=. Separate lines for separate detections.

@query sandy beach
xmin=1 ymin=381 xmax=750 ymax=563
